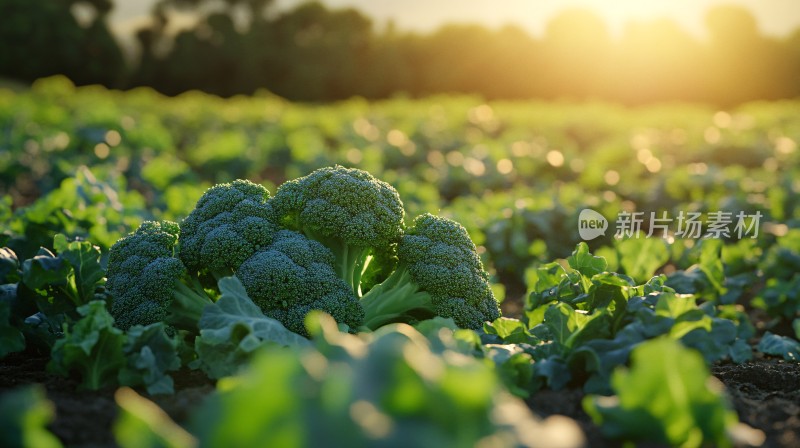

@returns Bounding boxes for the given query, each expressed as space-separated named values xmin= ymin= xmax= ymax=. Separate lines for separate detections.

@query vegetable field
xmin=1 ymin=76 xmax=799 ymax=447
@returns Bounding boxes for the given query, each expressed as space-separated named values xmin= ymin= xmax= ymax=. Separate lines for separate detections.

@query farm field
xmin=1 ymin=77 xmax=800 ymax=447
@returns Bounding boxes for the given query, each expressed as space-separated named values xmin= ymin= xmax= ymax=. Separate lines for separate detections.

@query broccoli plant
xmin=106 ymin=221 xmax=213 ymax=331
xmin=236 ymin=230 xmax=364 ymax=336
xmin=179 ymin=179 xmax=277 ymax=278
xmin=359 ymin=213 xmax=500 ymax=330
xmin=269 ymin=165 xmax=405 ymax=295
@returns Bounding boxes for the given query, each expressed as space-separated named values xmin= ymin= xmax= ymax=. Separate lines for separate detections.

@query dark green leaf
xmin=22 ymin=248 xmax=70 ymax=290
xmin=0 ymin=247 xmax=20 ymax=283
xmin=758 ymin=332 xmax=800 ymax=362
xmin=118 ymin=323 xmax=181 ymax=395
xmin=56 ymin=237 xmax=105 ymax=306
xmin=0 ymin=298 xmax=25 ymax=359
xmin=193 ymin=277 xmax=311 ymax=378
xmin=0 ymin=385 xmax=62 ymax=448
xmin=48 ymin=301 xmax=126 ymax=390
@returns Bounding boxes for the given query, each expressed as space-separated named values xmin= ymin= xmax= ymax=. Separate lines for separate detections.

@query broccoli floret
xmin=179 ymin=179 xmax=277 ymax=278
xmin=269 ymin=165 xmax=404 ymax=295
xmin=236 ymin=230 xmax=364 ymax=336
xmin=359 ymin=213 xmax=500 ymax=330
xmin=106 ymin=221 xmax=213 ymax=331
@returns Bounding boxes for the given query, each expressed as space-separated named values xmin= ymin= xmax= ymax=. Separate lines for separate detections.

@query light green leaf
xmin=568 ymin=242 xmax=608 ymax=277
xmin=583 ymin=338 xmax=740 ymax=447
xmin=616 ymin=238 xmax=669 ymax=283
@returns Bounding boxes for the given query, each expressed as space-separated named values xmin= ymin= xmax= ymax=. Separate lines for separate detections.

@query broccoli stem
xmin=359 ymin=266 xmax=434 ymax=330
xmin=302 ymin=226 xmax=369 ymax=296
xmin=166 ymin=277 xmax=214 ymax=331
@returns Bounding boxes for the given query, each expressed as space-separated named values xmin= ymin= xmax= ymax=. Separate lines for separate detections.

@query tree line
xmin=2 ymin=0 xmax=799 ymax=105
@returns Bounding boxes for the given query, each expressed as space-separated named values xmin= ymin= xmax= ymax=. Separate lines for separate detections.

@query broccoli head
xmin=268 ymin=165 xmax=404 ymax=295
xmin=179 ymin=179 xmax=277 ymax=277
xmin=359 ymin=213 xmax=500 ymax=330
xmin=236 ymin=230 xmax=364 ymax=336
xmin=106 ymin=221 xmax=213 ymax=331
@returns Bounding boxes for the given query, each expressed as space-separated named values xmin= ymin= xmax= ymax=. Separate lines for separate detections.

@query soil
xmin=1 ymin=351 xmax=798 ymax=447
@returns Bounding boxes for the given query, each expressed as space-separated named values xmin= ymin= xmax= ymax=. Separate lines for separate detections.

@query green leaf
xmin=586 ymin=273 xmax=631 ymax=329
xmin=484 ymin=344 xmax=535 ymax=398
xmin=696 ymin=239 xmax=728 ymax=297
xmin=543 ymin=302 xmax=579 ymax=346
xmin=655 ymin=293 xmax=698 ymax=319
xmin=56 ymin=237 xmax=105 ymax=306
xmin=118 ymin=323 xmax=181 ymax=395
xmin=193 ymin=277 xmax=311 ymax=378
xmin=533 ymin=355 xmax=571 ymax=390
xmin=616 ymin=237 xmax=669 ymax=283
xmin=680 ymin=318 xmax=739 ymax=362
xmin=0 ymin=298 xmax=25 ymax=358
xmin=0 ymin=385 xmax=62 ymax=448
xmin=114 ymin=388 xmax=197 ymax=448
xmin=525 ymin=262 xmax=567 ymax=310
xmin=191 ymin=316 xmax=583 ymax=448
xmin=21 ymin=248 xmax=70 ymax=290
xmin=758 ymin=332 xmax=800 ymax=362
xmin=564 ymin=310 xmax=612 ymax=350
xmin=482 ymin=317 xmax=537 ymax=344
xmin=567 ymin=242 xmax=608 ymax=277
xmin=583 ymin=338 xmax=739 ymax=447
xmin=0 ymin=247 xmax=20 ymax=283
xmin=48 ymin=301 xmax=126 ymax=390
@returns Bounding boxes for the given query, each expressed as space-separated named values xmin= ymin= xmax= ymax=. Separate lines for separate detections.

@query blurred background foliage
xmin=1 ymin=77 xmax=798 ymax=307
xmin=1 ymin=0 xmax=799 ymax=105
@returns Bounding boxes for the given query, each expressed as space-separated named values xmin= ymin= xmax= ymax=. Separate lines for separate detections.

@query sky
xmin=110 ymin=0 xmax=800 ymax=39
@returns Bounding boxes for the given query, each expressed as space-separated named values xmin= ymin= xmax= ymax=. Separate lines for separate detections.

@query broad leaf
xmin=193 ymin=277 xmax=311 ymax=378
xmin=118 ymin=323 xmax=181 ymax=395
xmin=584 ymin=338 xmax=739 ymax=447
xmin=758 ymin=332 xmax=800 ymax=362
xmin=567 ymin=242 xmax=608 ymax=277
xmin=53 ymin=235 xmax=105 ymax=306
xmin=616 ymin=237 xmax=669 ymax=283
xmin=48 ymin=301 xmax=126 ymax=390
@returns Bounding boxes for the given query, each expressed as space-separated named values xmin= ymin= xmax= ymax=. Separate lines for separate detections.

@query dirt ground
xmin=1 ymin=352 xmax=798 ymax=447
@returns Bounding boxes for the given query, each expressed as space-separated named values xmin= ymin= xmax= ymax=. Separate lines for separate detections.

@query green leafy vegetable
xmin=193 ymin=276 xmax=311 ymax=379
xmin=118 ymin=323 xmax=182 ymax=395
xmin=757 ymin=332 xmax=800 ymax=362
xmin=616 ymin=237 xmax=669 ymax=283
xmin=114 ymin=387 xmax=197 ymax=448
xmin=583 ymin=338 xmax=740 ymax=447
xmin=190 ymin=313 xmax=584 ymax=448
xmin=48 ymin=301 xmax=126 ymax=390
xmin=0 ymin=294 xmax=25 ymax=358
xmin=0 ymin=385 xmax=62 ymax=448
